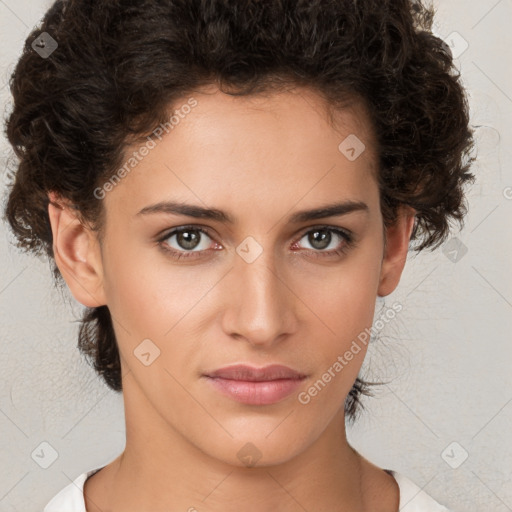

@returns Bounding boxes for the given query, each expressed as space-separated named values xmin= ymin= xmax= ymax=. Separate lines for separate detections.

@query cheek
xmin=290 ymin=241 xmax=383 ymax=404
xmin=296 ymin=246 xmax=382 ymax=344
xmin=99 ymin=236 xmax=179 ymax=353
xmin=305 ymin=273 xmax=377 ymax=335
xmin=299 ymin=279 xmax=374 ymax=392
xmin=101 ymin=239 xmax=218 ymax=368
xmin=294 ymin=263 xmax=381 ymax=419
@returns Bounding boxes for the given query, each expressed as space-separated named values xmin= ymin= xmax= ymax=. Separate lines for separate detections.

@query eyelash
xmin=156 ymin=225 xmax=355 ymax=261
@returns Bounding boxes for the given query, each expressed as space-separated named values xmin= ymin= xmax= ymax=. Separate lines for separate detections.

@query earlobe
xmin=47 ymin=191 xmax=106 ymax=307
xmin=377 ymin=206 xmax=416 ymax=298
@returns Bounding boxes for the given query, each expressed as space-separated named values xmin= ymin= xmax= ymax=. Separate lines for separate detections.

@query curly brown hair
xmin=2 ymin=0 xmax=475 ymax=423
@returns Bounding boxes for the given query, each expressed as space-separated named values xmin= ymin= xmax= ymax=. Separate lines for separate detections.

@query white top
xmin=44 ymin=467 xmax=451 ymax=511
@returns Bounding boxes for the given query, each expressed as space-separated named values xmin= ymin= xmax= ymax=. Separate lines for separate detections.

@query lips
xmin=204 ymin=364 xmax=307 ymax=405
xmin=205 ymin=364 xmax=306 ymax=381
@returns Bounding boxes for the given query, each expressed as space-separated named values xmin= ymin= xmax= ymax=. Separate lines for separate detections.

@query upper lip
xmin=205 ymin=364 xmax=306 ymax=381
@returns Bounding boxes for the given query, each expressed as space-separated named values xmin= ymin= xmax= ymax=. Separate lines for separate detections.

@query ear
xmin=377 ymin=206 xmax=416 ymax=297
xmin=47 ymin=191 xmax=106 ymax=307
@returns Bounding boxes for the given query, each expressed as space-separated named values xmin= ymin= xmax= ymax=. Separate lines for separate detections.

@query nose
xmin=221 ymin=246 xmax=298 ymax=348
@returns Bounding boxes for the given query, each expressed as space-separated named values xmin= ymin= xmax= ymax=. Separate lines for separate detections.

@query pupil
xmin=309 ymin=229 xmax=331 ymax=250
xmin=178 ymin=230 xmax=200 ymax=250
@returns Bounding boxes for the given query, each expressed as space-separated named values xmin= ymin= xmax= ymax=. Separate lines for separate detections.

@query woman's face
xmin=51 ymin=85 xmax=414 ymax=467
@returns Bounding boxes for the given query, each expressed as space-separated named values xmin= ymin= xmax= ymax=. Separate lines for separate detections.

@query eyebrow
xmin=136 ymin=199 xmax=369 ymax=223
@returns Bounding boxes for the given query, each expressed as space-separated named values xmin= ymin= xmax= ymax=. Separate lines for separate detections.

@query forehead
xmin=171 ymin=84 xmax=376 ymax=153
xmin=105 ymin=84 xmax=379 ymax=220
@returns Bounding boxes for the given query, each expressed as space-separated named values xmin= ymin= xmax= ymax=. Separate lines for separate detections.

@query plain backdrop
xmin=0 ymin=1 xmax=511 ymax=511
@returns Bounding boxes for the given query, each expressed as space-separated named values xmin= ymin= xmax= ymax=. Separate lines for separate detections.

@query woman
xmin=4 ymin=0 xmax=475 ymax=510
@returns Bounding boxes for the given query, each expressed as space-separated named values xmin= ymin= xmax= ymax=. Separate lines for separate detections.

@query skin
xmin=48 ymin=84 xmax=415 ymax=512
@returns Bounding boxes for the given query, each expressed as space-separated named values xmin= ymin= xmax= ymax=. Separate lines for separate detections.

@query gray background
xmin=0 ymin=1 xmax=511 ymax=511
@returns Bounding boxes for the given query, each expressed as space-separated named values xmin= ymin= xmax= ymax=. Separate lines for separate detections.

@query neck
xmin=85 ymin=378 xmax=374 ymax=512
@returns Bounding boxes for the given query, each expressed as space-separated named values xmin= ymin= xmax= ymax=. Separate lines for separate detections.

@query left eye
xmin=293 ymin=227 xmax=353 ymax=255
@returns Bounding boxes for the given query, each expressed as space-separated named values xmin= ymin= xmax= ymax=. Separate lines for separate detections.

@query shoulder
xmin=44 ymin=465 xmax=451 ymax=512
xmin=386 ymin=470 xmax=452 ymax=512
xmin=43 ymin=467 xmax=102 ymax=512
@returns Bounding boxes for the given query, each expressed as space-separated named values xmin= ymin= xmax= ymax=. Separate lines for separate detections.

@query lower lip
xmin=205 ymin=376 xmax=305 ymax=405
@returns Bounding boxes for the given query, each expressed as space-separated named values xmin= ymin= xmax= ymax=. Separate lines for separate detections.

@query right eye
xmin=157 ymin=225 xmax=222 ymax=260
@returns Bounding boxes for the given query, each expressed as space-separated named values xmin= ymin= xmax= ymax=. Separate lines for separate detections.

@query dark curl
xmin=3 ymin=0 xmax=475 ymax=423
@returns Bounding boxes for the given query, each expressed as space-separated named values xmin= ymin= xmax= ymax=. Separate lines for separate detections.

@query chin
xmin=191 ymin=424 xmax=313 ymax=469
